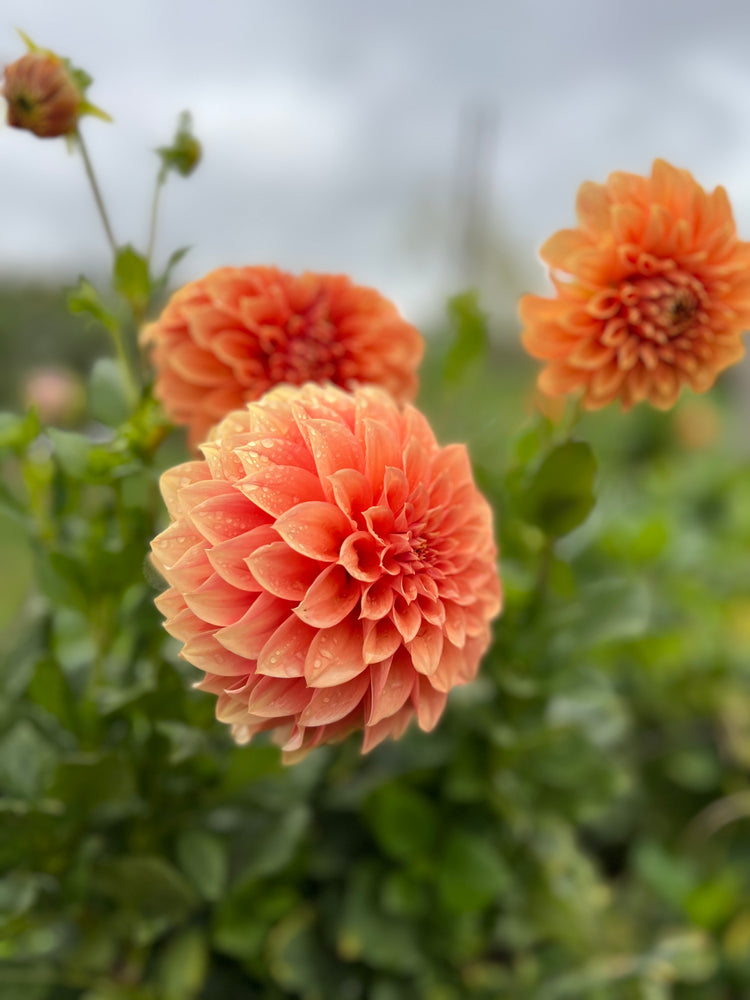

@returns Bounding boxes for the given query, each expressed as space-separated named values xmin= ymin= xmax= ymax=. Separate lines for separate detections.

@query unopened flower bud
xmin=3 ymin=51 xmax=81 ymax=138
xmin=157 ymin=111 xmax=202 ymax=177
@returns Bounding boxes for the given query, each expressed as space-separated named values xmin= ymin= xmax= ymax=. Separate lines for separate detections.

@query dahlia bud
xmin=2 ymin=51 xmax=82 ymax=138
xmin=157 ymin=111 xmax=202 ymax=177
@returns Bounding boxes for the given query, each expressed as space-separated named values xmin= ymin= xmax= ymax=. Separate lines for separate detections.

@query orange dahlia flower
xmin=141 ymin=267 xmax=424 ymax=448
xmin=520 ymin=159 xmax=750 ymax=410
xmin=150 ymin=383 xmax=501 ymax=762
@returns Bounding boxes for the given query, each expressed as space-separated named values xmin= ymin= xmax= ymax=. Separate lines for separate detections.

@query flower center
xmin=260 ymin=310 xmax=342 ymax=386
xmin=618 ymin=274 xmax=706 ymax=343
xmin=590 ymin=272 xmax=708 ymax=345
xmin=588 ymin=268 xmax=713 ymax=373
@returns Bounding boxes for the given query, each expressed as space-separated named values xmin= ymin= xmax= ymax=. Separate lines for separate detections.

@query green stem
xmin=146 ymin=168 xmax=167 ymax=263
xmin=560 ymin=395 xmax=585 ymax=441
xmin=111 ymin=322 xmax=140 ymax=405
xmin=76 ymin=129 xmax=118 ymax=258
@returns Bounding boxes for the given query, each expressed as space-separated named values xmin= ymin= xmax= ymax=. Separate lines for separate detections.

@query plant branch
xmin=76 ymin=129 xmax=118 ymax=257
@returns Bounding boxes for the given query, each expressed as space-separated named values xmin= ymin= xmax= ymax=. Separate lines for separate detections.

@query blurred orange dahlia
xmin=150 ymin=383 xmax=501 ymax=762
xmin=141 ymin=267 xmax=424 ymax=448
xmin=520 ymin=159 xmax=750 ymax=410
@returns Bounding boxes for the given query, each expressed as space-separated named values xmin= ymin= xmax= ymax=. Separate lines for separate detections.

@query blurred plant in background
xmin=2 ymin=34 xmax=750 ymax=1000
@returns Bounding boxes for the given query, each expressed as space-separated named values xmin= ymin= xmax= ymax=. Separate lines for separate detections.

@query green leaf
xmin=521 ymin=440 xmax=597 ymax=537
xmin=549 ymin=577 xmax=651 ymax=650
xmin=267 ymin=906 xmax=332 ymax=996
xmin=27 ymin=659 xmax=76 ymax=731
xmin=97 ymin=856 xmax=198 ymax=924
xmin=0 ymin=410 xmax=40 ymax=452
xmin=444 ymin=290 xmax=488 ymax=385
xmin=158 ymin=246 xmax=191 ymax=290
xmin=651 ymin=930 xmax=717 ymax=983
xmin=154 ymin=927 xmax=208 ymax=1000
xmin=89 ymin=358 xmax=130 ymax=427
xmin=52 ymin=753 xmax=139 ymax=817
xmin=234 ymin=805 xmax=309 ymax=881
xmin=67 ymin=278 xmax=119 ymax=334
xmin=113 ymin=245 xmax=151 ymax=312
xmin=364 ymin=785 xmax=438 ymax=864
xmin=176 ymin=829 xmax=227 ymax=902
xmin=0 ymin=872 xmax=47 ymax=925
xmin=437 ymin=831 xmax=511 ymax=912
xmin=0 ymin=721 xmax=57 ymax=798
xmin=154 ymin=720 xmax=208 ymax=764
xmin=46 ymin=428 xmax=92 ymax=478
xmin=212 ymin=885 xmax=297 ymax=962
xmin=634 ymin=840 xmax=697 ymax=911
xmin=336 ymin=864 xmax=424 ymax=974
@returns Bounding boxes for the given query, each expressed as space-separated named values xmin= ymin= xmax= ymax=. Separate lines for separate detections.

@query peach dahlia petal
xmin=141 ymin=267 xmax=424 ymax=448
xmin=520 ymin=159 xmax=750 ymax=411
xmin=150 ymin=383 xmax=501 ymax=763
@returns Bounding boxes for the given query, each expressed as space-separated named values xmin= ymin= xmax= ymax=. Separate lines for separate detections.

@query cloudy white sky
xmin=3 ymin=0 xmax=750 ymax=326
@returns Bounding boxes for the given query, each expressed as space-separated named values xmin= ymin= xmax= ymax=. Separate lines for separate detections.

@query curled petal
xmin=412 ymin=676 xmax=448 ymax=732
xmin=304 ymin=614 xmax=366 ymax=687
xmin=248 ymin=676 xmax=311 ymax=718
xmin=363 ymin=617 xmax=403 ymax=664
xmin=257 ymin=614 xmax=316 ymax=678
xmin=295 ymin=563 xmax=361 ymax=628
xmin=299 ymin=672 xmax=370 ymax=726
xmin=240 ymin=465 xmax=325 ymax=517
xmin=247 ymin=540 xmax=320 ymax=600
xmin=367 ymin=649 xmax=414 ymax=725
xmin=275 ymin=501 xmax=351 ymax=561
xmin=216 ymin=592 xmax=290 ymax=659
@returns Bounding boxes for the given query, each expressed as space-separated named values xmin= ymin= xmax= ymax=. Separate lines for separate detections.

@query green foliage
xmin=2 ymin=278 xmax=750 ymax=1000
xmin=521 ymin=440 xmax=597 ymax=537
xmin=443 ymin=290 xmax=489 ymax=385
xmin=113 ymin=246 xmax=151 ymax=315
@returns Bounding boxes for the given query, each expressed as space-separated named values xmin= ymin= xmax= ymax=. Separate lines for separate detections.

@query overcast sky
xmin=4 ymin=1 xmax=750 ymax=326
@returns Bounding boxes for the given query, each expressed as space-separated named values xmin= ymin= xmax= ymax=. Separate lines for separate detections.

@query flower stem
xmin=112 ymin=322 xmax=140 ymax=405
xmin=146 ymin=168 xmax=167 ymax=263
xmin=76 ymin=129 xmax=118 ymax=257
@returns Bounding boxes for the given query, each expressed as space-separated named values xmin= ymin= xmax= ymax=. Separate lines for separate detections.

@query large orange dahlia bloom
xmin=141 ymin=267 xmax=424 ymax=448
xmin=520 ymin=159 xmax=750 ymax=410
xmin=150 ymin=383 xmax=501 ymax=762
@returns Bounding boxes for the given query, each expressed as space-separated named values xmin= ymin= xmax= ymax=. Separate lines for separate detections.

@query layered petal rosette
xmin=141 ymin=267 xmax=424 ymax=448
xmin=150 ymin=383 xmax=501 ymax=762
xmin=520 ymin=159 xmax=750 ymax=411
